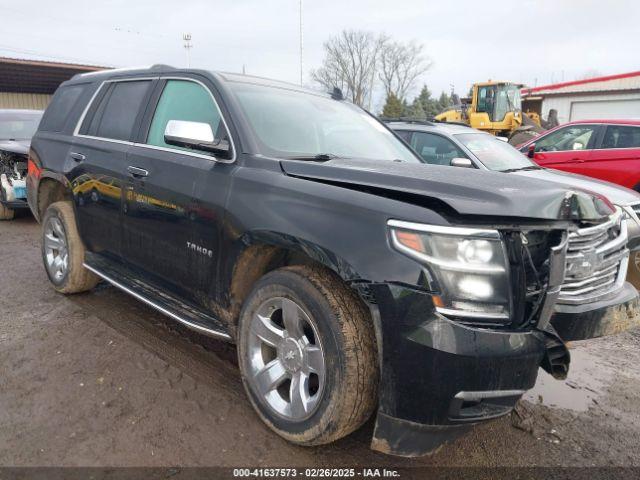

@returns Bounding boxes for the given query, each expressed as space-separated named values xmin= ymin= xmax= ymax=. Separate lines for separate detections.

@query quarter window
xmin=40 ymin=85 xmax=85 ymax=132
xmin=147 ymin=80 xmax=224 ymax=154
xmin=535 ymin=125 xmax=597 ymax=152
xmin=80 ymin=80 xmax=151 ymax=141
xmin=411 ymin=132 xmax=467 ymax=166
xmin=602 ymin=125 xmax=640 ymax=149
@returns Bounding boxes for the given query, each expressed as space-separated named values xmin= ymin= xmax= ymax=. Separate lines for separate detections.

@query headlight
xmin=388 ymin=220 xmax=511 ymax=323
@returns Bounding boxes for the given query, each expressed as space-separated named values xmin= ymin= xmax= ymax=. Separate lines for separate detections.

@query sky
xmin=1 ymin=0 xmax=639 ymax=111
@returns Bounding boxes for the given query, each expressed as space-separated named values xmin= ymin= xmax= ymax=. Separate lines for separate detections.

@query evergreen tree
xmin=436 ymin=91 xmax=452 ymax=113
xmin=381 ymin=93 xmax=404 ymax=118
xmin=407 ymin=98 xmax=426 ymax=120
xmin=415 ymin=84 xmax=439 ymax=118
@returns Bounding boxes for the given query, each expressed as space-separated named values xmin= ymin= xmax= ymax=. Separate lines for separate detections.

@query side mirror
xmin=164 ymin=120 xmax=231 ymax=158
xmin=527 ymin=144 xmax=536 ymax=158
xmin=450 ymin=157 xmax=473 ymax=168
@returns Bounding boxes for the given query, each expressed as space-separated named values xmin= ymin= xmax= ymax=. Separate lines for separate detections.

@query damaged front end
xmin=366 ymin=194 xmax=638 ymax=457
xmin=0 ymin=146 xmax=29 ymax=211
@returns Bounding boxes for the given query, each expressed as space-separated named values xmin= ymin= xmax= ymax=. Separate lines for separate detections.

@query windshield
xmin=493 ymin=85 xmax=522 ymax=122
xmin=0 ymin=111 xmax=42 ymax=140
xmin=229 ymin=83 xmax=420 ymax=163
xmin=455 ymin=133 xmax=535 ymax=171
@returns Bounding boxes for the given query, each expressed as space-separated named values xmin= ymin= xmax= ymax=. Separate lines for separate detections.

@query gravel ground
xmin=1 ymin=214 xmax=639 ymax=469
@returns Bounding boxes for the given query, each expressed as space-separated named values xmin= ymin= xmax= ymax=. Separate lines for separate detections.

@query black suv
xmin=27 ymin=65 xmax=638 ymax=457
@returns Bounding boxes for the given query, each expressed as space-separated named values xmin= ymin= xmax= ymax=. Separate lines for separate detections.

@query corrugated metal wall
xmin=0 ymin=92 xmax=51 ymax=110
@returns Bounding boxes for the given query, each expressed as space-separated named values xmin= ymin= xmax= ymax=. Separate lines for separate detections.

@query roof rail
xmin=431 ymin=119 xmax=471 ymax=127
xmin=379 ymin=117 xmax=435 ymax=126
xmin=150 ymin=64 xmax=176 ymax=70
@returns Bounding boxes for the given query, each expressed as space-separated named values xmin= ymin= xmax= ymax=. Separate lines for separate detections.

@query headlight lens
xmin=389 ymin=220 xmax=511 ymax=323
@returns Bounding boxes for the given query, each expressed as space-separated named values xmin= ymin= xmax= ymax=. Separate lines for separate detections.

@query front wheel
xmin=41 ymin=201 xmax=99 ymax=294
xmin=237 ymin=265 xmax=378 ymax=445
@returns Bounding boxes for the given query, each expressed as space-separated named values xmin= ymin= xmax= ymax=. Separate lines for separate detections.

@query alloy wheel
xmin=246 ymin=296 xmax=325 ymax=421
xmin=43 ymin=216 xmax=69 ymax=282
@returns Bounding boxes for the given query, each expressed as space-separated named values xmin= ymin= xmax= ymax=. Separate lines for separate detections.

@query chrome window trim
xmin=72 ymin=75 xmax=238 ymax=164
xmin=72 ymin=76 xmax=159 ymax=138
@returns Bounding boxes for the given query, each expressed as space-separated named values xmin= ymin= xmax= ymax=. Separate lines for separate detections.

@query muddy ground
xmin=1 ymin=214 xmax=639 ymax=469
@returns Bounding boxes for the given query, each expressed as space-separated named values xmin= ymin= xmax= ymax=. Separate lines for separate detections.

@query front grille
xmin=559 ymin=209 xmax=629 ymax=305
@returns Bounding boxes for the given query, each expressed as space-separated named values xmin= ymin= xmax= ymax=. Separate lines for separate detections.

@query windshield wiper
xmin=284 ymin=153 xmax=343 ymax=161
xmin=500 ymin=165 xmax=542 ymax=173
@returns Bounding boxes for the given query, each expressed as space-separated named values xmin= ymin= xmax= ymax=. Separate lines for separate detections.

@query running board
xmin=83 ymin=256 xmax=232 ymax=342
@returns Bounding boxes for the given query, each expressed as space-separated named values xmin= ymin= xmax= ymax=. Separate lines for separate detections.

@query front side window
xmin=456 ymin=133 xmax=535 ymax=171
xmin=81 ymin=80 xmax=151 ymax=141
xmin=147 ymin=80 xmax=225 ymax=154
xmin=411 ymin=132 xmax=467 ymax=166
xmin=535 ymin=125 xmax=597 ymax=152
xmin=602 ymin=125 xmax=640 ymax=149
xmin=229 ymin=82 xmax=419 ymax=163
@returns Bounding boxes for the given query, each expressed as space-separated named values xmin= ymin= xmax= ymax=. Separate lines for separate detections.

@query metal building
xmin=0 ymin=57 xmax=105 ymax=110
xmin=522 ymin=71 xmax=640 ymax=124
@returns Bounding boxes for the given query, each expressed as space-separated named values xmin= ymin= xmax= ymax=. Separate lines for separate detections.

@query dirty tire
xmin=41 ymin=201 xmax=99 ymax=294
xmin=237 ymin=265 xmax=378 ymax=446
xmin=0 ymin=201 xmax=15 ymax=220
xmin=627 ymin=252 xmax=640 ymax=290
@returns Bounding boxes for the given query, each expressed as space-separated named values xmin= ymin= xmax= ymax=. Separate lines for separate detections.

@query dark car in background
xmin=0 ymin=109 xmax=43 ymax=220
xmin=516 ymin=119 xmax=640 ymax=191
xmin=26 ymin=67 xmax=639 ymax=457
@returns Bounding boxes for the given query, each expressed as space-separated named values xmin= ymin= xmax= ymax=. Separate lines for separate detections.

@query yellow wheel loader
xmin=435 ymin=81 xmax=543 ymax=144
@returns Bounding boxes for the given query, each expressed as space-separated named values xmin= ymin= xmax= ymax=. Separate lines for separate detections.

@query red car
xmin=519 ymin=119 xmax=640 ymax=191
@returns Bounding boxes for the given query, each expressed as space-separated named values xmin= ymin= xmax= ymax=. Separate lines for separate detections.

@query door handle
xmin=70 ymin=152 xmax=85 ymax=162
xmin=127 ymin=166 xmax=149 ymax=178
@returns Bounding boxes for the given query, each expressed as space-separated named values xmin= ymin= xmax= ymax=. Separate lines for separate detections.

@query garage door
xmin=570 ymin=99 xmax=640 ymax=121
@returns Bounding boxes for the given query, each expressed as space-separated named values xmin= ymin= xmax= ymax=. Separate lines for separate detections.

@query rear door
xmin=585 ymin=124 xmax=640 ymax=189
xmin=123 ymin=76 xmax=235 ymax=304
xmin=531 ymin=124 xmax=601 ymax=175
xmin=71 ymin=78 xmax=154 ymax=259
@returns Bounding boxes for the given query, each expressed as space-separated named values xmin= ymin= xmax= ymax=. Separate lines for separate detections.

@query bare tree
xmin=378 ymin=40 xmax=431 ymax=102
xmin=311 ymin=30 xmax=385 ymax=107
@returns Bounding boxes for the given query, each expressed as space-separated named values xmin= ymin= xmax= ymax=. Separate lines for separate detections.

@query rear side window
xmin=602 ymin=125 xmax=640 ymax=149
xmin=81 ymin=80 xmax=151 ymax=141
xmin=411 ymin=132 xmax=467 ymax=166
xmin=39 ymin=85 xmax=85 ymax=132
xmin=146 ymin=79 xmax=223 ymax=152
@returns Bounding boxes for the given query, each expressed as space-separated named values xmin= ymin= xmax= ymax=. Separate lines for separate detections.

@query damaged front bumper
xmin=365 ymin=282 xmax=637 ymax=457
xmin=366 ymin=284 xmax=551 ymax=457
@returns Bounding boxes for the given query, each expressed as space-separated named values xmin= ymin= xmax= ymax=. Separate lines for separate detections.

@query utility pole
xmin=183 ymin=33 xmax=193 ymax=68
xmin=299 ymin=0 xmax=304 ymax=85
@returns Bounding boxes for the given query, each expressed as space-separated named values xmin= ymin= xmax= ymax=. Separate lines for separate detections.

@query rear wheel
xmin=41 ymin=201 xmax=99 ymax=294
xmin=237 ymin=265 xmax=378 ymax=445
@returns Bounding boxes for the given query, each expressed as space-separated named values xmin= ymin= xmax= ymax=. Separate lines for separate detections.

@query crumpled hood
xmin=0 ymin=139 xmax=30 ymax=156
xmin=514 ymin=168 xmax=640 ymax=207
xmin=281 ymin=158 xmax=614 ymax=222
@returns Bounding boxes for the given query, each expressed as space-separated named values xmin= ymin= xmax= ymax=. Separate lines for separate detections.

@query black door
xmin=71 ymin=79 xmax=154 ymax=259
xmin=123 ymin=77 xmax=235 ymax=303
